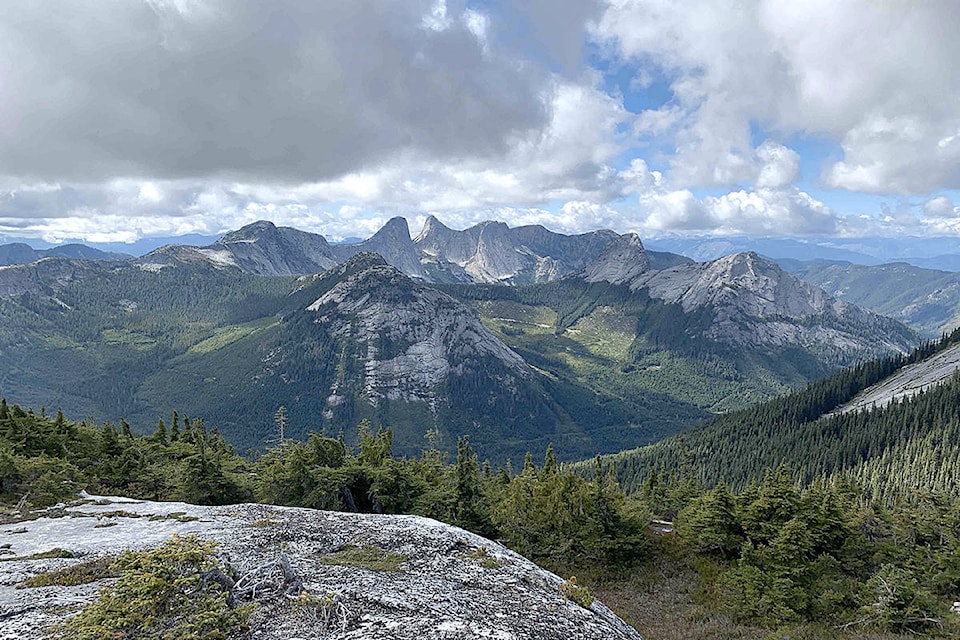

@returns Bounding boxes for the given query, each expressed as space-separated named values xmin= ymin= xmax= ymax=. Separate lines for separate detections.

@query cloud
xmin=593 ymin=0 xmax=960 ymax=194
xmin=923 ymin=196 xmax=958 ymax=219
xmin=0 ymin=0 xmax=549 ymax=183
xmin=755 ymin=141 xmax=801 ymax=189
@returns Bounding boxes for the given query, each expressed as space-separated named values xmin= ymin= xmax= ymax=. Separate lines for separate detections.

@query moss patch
xmin=462 ymin=546 xmax=502 ymax=569
xmin=18 ymin=556 xmax=117 ymax=588
xmin=318 ymin=544 xmax=408 ymax=572
xmin=1 ymin=547 xmax=74 ymax=562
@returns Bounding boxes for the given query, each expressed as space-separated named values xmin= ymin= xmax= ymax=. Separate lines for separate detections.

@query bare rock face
xmin=306 ymin=254 xmax=529 ymax=410
xmin=582 ymin=233 xmax=650 ymax=285
xmin=414 ymin=215 xmax=484 ymax=266
xmin=622 ymin=252 xmax=916 ymax=356
xmin=832 ymin=342 xmax=960 ymax=415
xmin=415 ymin=217 xmax=621 ymax=284
xmin=0 ymin=495 xmax=643 ymax=640
xmin=335 ymin=217 xmax=427 ymax=280
xmin=212 ymin=220 xmax=339 ymax=275
xmin=465 ymin=221 xmax=529 ymax=283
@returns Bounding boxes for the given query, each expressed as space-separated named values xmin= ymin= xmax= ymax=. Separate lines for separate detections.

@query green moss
xmin=148 ymin=511 xmax=199 ymax=522
xmin=318 ymin=544 xmax=408 ymax=572
xmin=1 ymin=547 xmax=74 ymax=562
xmin=18 ymin=556 xmax=117 ymax=587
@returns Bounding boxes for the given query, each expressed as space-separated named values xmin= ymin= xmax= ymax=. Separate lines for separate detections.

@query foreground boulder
xmin=0 ymin=495 xmax=642 ymax=639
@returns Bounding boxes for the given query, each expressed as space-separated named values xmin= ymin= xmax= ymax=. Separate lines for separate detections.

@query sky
xmin=2 ymin=0 xmax=960 ymax=244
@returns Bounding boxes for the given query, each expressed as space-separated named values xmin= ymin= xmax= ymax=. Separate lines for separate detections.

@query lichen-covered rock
xmin=0 ymin=495 xmax=642 ymax=640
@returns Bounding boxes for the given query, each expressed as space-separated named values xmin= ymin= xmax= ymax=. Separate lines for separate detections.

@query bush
xmin=64 ymin=535 xmax=253 ymax=640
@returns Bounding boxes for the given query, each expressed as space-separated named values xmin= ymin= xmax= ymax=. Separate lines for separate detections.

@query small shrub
xmin=318 ymin=544 xmax=408 ymax=572
xmin=462 ymin=546 xmax=502 ymax=569
xmin=62 ymin=535 xmax=253 ymax=640
xmin=561 ymin=576 xmax=595 ymax=608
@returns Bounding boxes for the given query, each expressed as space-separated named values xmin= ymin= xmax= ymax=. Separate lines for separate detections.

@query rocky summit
xmin=305 ymin=253 xmax=529 ymax=412
xmin=0 ymin=494 xmax=642 ymax=640
xmin=588 ymin=250 xmax=916 ymax=356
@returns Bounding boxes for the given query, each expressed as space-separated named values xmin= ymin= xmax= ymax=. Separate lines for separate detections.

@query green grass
xmin=18 ymin=556 xmax=117 ymax=588
xmin=186 ymin=318 xmax=278 ymax=355
xmin=317 ymin=544 xmax=409 ymax=572
xmin=1 ymin=547 xmax=74 ymax=562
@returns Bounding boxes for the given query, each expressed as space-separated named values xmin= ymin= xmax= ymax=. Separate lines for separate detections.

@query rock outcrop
xmin=582 ymin=233 xmax=650 ymax=285
xmin=832 ymin=342 xmax=960 ymax=415
xmin=306 ymin=254 xmax=529 ymax=411
xmin=602 ymin=251 xmax=916 ymax=356
xmin=0 ymin=495 xmax=642 ymax=640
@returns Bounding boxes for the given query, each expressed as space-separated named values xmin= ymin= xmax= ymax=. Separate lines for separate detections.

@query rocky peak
xmin=465 ymin=221 xmax=527 ymax=282
xmin=414 ymin=217 xmax=485 ymax=266
xmin=413 ymin=214 xmax=448 ymax=242
xmin=304 ymin=256 xmax=528 ymax=409
xmin=627 ymin=251 xmax=916 ymax=354
xmin=206 ymin=220 xmax=337 ymax=276
xmin=219 ymin=219 xmax=281 ymax=244
xmin=685 ymin=252 xmax=831 ymax=318
xmin=582 ymin=233 xmax=650 ymax=285
xmin=341 ymin=216 xmax=426 ymax=279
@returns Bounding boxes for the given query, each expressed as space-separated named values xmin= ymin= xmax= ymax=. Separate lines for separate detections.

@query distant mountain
xmin=0 ymin=242 xmax=130 ymax=266
xmin=584 ymin=250 xmax=914 ymax=357
xmin=781 ymin=259 xmax=960 ymax=337
xmin=140 ymin=217 xmax=623 ymax=285
xmin=646 ymin=235 xmax=960 ymax=271
xmin=0 ymin=218 xmax=920 ymax=463
xmin=340 ymin=217 xmax=425 ymax=278
xmin=415 ymin=216 xmax=619 ymax=284
xmin=0 ymin=258 xmax=109 ymax=297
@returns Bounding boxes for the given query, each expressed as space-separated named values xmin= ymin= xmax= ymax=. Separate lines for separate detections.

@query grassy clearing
xmin=187 ymin=318 xmax=278 ymax=355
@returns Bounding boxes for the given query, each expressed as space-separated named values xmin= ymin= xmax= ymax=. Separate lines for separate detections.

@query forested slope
xmin=600 ymin=328 xmax=960 ymax=500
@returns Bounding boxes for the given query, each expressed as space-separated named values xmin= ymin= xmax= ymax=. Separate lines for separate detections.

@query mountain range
xmin=0 ymin=217 xmax=919 ymax=461
xmin=0 ymin=242 xmax=129 ymax=266
xmin=779 ymin=259 xmax=960 ymax=338
xmin=646 ymin=235 xmax=960 ymax=271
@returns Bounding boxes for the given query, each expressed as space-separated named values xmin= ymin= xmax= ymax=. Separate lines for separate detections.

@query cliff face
xmin=304 ymin=254 xmax=529 ymax=413
xmin=613 ymin=251 xmax=917 ymax=357
xmin=0 ymin=494 xmax=643 ymax=640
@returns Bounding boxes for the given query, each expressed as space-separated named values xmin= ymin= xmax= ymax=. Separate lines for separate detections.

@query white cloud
xmin=923 ymin=196 xmax=958 ymax=219
xmin=755 ymin=141 xmax=801 ymax=189
xmin=593 ymin=0 xmax=960 ymax=194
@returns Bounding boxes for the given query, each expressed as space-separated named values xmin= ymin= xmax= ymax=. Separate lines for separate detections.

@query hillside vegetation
xmin=3 ymin=398 xmax=960 ymax=637
xmin=598 ymin=327 xmax=960 ymax=501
